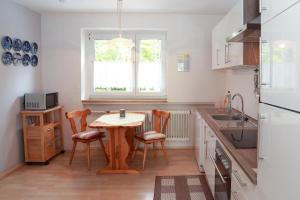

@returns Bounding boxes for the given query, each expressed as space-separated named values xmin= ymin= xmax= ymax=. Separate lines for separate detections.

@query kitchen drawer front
xmin=43 ymin=124 xmax=55 ymax=142
xmin=231 ymin=175 xmax=248 ymax=200
xmin=231 ymin=162 xmax=256 ymax=196
xmin=45 ymin=140 xmax=55 ymax=160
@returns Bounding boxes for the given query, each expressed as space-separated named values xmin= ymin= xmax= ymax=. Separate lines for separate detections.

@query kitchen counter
xmin=197 ymin=107 xmax=258 ymax=184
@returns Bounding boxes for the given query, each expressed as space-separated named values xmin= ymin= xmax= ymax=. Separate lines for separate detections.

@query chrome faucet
xmin=232 ymin=93 xmax=246 ymax=121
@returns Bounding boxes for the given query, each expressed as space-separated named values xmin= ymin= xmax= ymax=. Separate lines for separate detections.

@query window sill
xmin=81 ymin=98 xmax=168 ymax=105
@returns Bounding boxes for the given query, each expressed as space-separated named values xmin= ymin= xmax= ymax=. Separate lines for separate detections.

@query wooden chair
xmin=65 ymin=109 xmax=108 ymax=170
xmin=132 ymin=109 xmax=170 ymax=169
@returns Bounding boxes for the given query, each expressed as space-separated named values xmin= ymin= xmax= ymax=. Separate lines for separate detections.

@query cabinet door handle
xmin=227 ymin=43 xmax=231 ymax=63
xmin=216 ymin=49 xmax=220 ymax=66
xmin=260 ymin=38 xmax=272 ymax=87
xmin=233 ymin=170 xmax=247 ymax=187
xmin=258 ymin=114 xmax=267 ymax=160
xmin=259 ymin=0 xmax=268 ymax=12
xmin=259 ymin=114 xmax=267 ymax=120
xmin=224 ymin=44 xmax=228 ymax=63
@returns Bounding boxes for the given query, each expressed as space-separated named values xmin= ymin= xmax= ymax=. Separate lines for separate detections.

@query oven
xmin=213 ymin=141 xmax=232 ymax=200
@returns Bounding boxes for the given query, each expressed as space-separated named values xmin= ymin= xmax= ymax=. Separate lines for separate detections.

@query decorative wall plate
xmin=31 ymin=42 xmax=38 ymax=54
xmin=31 ymin=55 xmax=38 ymax=67
xmin=13 ymin=52 xmax=22 ymax=66
xmin=22 ymin=41 xmax=31 ymax=53
xmin=1 ymin=36 xmax=13 ymax=50
xmin=13 ymin=39 xmax=22 ymax=51
xmin=2 ymin=52 xmax=13 ymax=65
xmin=22 ymin=54 xmax=31 ymax=66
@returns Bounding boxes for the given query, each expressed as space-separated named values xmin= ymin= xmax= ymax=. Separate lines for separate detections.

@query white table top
xmin=96 ymin=113 xmax=145 ymax=126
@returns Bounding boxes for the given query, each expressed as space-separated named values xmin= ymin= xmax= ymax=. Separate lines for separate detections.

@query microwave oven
xmin=24 ymin=92 xmax=58 ymax=110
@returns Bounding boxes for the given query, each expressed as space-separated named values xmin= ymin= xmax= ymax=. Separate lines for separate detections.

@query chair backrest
xmin=65 ymin=109 xmax=91 ymax=134
xmin=152 ymin=109 xmax=170 ymax=134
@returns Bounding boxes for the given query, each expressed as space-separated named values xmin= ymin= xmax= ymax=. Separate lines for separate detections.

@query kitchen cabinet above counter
xmin=212 ymin=0 xmax=260 ymax=70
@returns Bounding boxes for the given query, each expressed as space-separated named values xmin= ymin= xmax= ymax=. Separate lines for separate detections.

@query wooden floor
xmin=0 ymin=149 xmax=201 ymax=200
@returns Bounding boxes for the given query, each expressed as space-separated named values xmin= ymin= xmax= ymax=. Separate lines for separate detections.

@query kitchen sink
xmin=211 ymin=114 xmax=242 ymax=121
xmin=220 ymin=129 xmax=257 ymax=149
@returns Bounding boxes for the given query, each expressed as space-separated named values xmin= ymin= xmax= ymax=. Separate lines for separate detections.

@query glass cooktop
xmin=221 ymin=129 xmax=257 ymax=149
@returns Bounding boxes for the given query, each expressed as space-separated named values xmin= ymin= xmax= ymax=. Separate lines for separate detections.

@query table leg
xmin=97 ymin=127 xmax=139 ymax=174
xmin=125 ymin=128 xmax=135 ymax=159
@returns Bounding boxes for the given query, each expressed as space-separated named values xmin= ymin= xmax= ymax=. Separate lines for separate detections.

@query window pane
xmin=138 ymin=39 xmax=162 ymax=93
xmin=93 ymin=39 xmax=134 ymax=93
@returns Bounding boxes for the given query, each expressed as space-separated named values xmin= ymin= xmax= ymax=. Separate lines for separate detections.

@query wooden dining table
xmin=89 ymin=112 xmax=145 ymax=174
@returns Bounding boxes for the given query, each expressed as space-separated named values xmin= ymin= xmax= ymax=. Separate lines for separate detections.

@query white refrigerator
xmin=259 ymin=2 xmax=300 ymax=199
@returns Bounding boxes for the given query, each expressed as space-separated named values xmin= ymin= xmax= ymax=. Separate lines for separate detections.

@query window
xmin=85 ymin=31 xmax=166 ymax=99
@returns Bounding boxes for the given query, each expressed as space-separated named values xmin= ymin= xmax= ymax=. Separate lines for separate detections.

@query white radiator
xmin=136 ymin=110 xmax=191 ymax=141
xmin=91 ymin=110 xmax=193 ymax=148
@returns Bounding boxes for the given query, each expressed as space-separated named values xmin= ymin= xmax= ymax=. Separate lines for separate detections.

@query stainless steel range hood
xmin=226 ymin=0 xmax=260 ymax=43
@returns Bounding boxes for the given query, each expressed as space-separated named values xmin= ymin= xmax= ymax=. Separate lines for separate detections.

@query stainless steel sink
xmin=220 ymin=129 xmax=258 ymax=149
xmin=211 ymin=114 xmax=242 ymax=121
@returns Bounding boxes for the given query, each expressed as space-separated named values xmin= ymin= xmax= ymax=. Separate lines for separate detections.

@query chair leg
xmin=142 ymin=144 xmax=148 ymax=170
xmin=99 ymin=138 xmax=109 ymax=162
xmin=69 ymin=141 xmax=77 ymax=165
xmin=160 ymin=141 xmax=168 ymax=162
xmin=131 ymin=140 xmax=139 ymax=160
xmin=153 ymin=143 xmax=156 ymax=158
xmin=87 ymin=143 xmax=91 ymax=170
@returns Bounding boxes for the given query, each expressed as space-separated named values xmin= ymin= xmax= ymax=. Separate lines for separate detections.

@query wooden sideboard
xmin=21 ymin=106 xmax=64 ymax=164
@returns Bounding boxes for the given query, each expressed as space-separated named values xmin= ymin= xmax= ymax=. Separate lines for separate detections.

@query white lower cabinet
xmin=203 ymin=122 xmax=216 ymax=197
xmin=195 ymin=112 xmax=204 ymax=171
xmin=231 ymin=175 xmax=247 ymax=200
xmin=231 ymin=161 xmax=256 ymax=200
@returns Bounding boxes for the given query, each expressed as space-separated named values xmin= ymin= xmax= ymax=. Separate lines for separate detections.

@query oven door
xmin=213 ymin=155 xmax=231 ymax=200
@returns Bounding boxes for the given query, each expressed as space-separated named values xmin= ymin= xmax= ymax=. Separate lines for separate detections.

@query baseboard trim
xmin=0 ymin=163 xmax=24 ymax=180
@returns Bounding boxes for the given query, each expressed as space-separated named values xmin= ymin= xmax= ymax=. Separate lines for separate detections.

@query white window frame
xmin=84 ymin=30 xmax=167 ymax=99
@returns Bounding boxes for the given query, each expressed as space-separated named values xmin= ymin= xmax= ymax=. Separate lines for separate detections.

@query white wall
xmin=224 ymin=69 xmax=258 ymax=119
xmin=0 ymin=0 xmax=41 ymax=172
xmin=41 ymin=13 xmax=225 ymax=149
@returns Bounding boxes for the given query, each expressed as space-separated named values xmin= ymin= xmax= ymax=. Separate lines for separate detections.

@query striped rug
xmin=153 ymin=175 xmax=213 ymax=200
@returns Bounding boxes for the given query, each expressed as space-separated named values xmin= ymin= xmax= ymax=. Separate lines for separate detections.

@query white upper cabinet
xmin=212 ymin=1 xmax=243 ymax=69
xmin=212 ymin=0 xmax=259 ymax=70
xmin=224 ymin=0 xmax=244 ymax=68
xmin=261 ymin=0 xmax=300 ymax=24
xmin=212 ymin=18 xmax=226 ymax=69
xmin=260 ymin=1 xmax=300 ymax=112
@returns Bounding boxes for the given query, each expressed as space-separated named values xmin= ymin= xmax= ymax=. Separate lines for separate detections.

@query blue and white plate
xmin=1 ymin=36 xmax=13 ymax=50
xmin=22 ymin=41 xmax=31 ymax=53
xmin=2 ymin=52 xmax=13 ymax=65
xmin=31 ymin=55 xmax=38 ymax=67
xmin=22 ymin=54 xmax=31 ymax=66
xmin=13 ymin=53 xmax=22 ymax=66
xmin=13 ymin=39 xmax=22 ymax=51
xmin=31 ymin=42 xmax=38 ymax=54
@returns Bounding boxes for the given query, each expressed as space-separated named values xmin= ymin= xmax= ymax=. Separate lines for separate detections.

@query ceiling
xmin=13 ymin=0 xmax=238 ymax=14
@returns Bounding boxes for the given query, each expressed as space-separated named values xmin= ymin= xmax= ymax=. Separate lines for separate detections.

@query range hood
xmin=227 ymin=0 xmax=260 ymax=43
